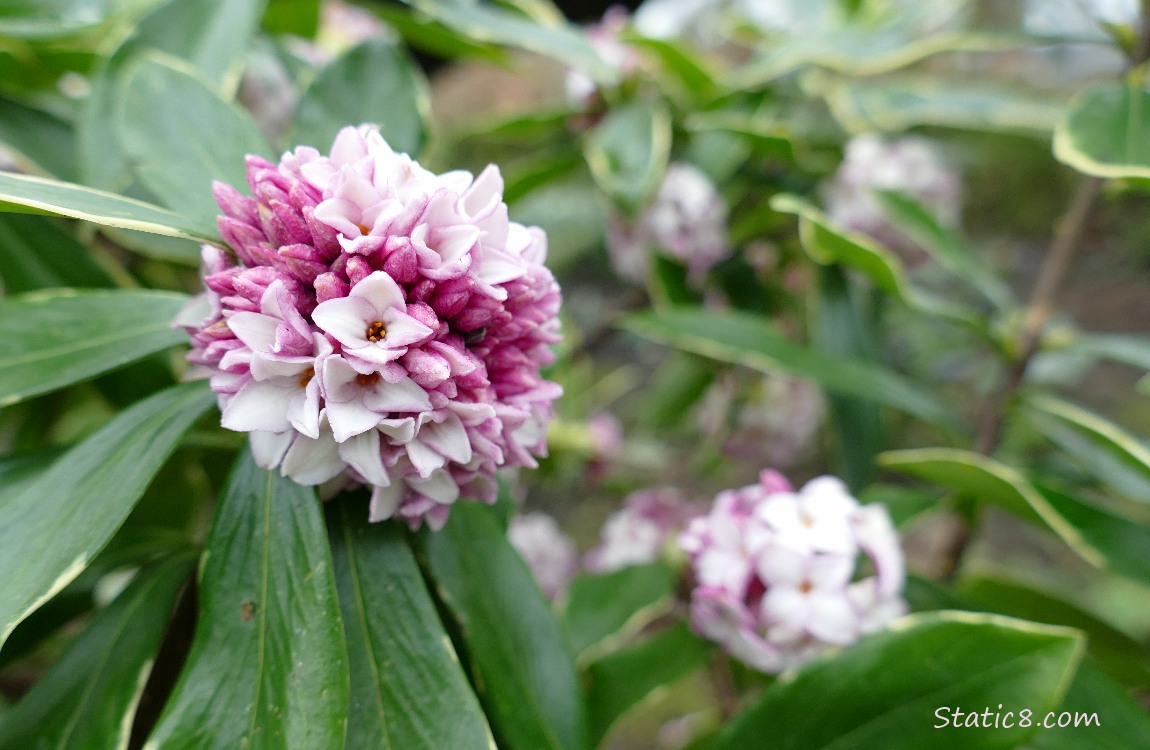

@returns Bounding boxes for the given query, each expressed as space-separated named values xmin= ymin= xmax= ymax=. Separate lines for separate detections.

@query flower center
xmin=297 ymin=369 xmax=314 ymax=388
xmin=357 ymin=222 xmax=371 ymax=235
xmin=365 ymin=321 xmax=387 ymax=342
xmin=799 ymin=580 xmax=813 ymax=594
xmin=356 ymin=372 xmax=381 ymax=387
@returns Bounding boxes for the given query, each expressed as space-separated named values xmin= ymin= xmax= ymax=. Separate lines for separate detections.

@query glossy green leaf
xmin=418 ymin=502 xmax=588 ymax=750
xmin=0 ymin=289 xmax=189 ymax=407
xmin=959 ymin=575 xmax=1150 ymax=689
xmin=0 ymin=95 xmax=76 ymax=181
xmin=290 ymin=38 xmax=428 ymax=157
xmin=879 ymin=448 xmax=1150 ymax=585
xmin=0 ymin=214 xmax=114 ymax=294
xmin=563 ymin=563 xmax=676 ymax=662
xmin=0 ymin=556 xmax=192 ymax=750
xmin=1026 ymin=394 xmax=1150 ymax=503
xmin=624 ymin=309 xmax=954 ymax=428
xmin=326 ymin=500 xmax=494 ymax=750
xmin=814 ymin=264 xmax=882 ymax=489
xmin=772 ymin=194 xmax=978 ymax=326
xmin=875 ymin=190 xmax=1013 ymax=308
xmin=0 ymin=171 xmax=218 ymax=242
xmin=1031 ymin=663 xmax=1150 ymax=749
xmin=585 ymin=623 xmax=712 ymax=746
xmin=714 ymin=612 xmax=1084 ymax=750
xmin=146 ymin=451 xmax=349 ymax=750
xmin=118 ymin=53 xmax=271 ymax=233
xmin=80 ymin=0 xmax=265 ymax=193
xmin=812 ymin=72 xmax=1066 ymax=135
xmin=1054 ymin=82 xmax=1150 ymax=179
xmin=735 ymin=29 xmax=1048 ymax=86
xmin=585 ymin=100 xmax=672 ymax=213
xmin=0 ymin=381 xmax=214 ymax=650
xmin=262 ymin=0 xmax=320 ymax=37
xmin=399 ymin=0 xmax=614 ymax=82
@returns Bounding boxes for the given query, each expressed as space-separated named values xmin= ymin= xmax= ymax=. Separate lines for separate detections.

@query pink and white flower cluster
xmin=180 ymin=125 xmax=562 ymax=529
xmin=679 ymin=471 xmax=906 ymax=673
xmin=824 ymin=134 xmax=961 ymax=263
xmin=508 ymin=512 xmax=579 ymax=600
xmin=585 ymin=488 xmax=699 ymax=572
xmin=607 ymin=162 xmax=729 ymax=285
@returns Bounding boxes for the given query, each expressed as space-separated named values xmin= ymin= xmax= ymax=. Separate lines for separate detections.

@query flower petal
xmin=351 ymin=270 xmax=405 ymax=314
xmin=312 ymin=295 xmax=375 ymax=348
xmin=221 ymin=380 xmax=295 ymax=433
xmin=364 ymin=376 xmax=432 ymax=413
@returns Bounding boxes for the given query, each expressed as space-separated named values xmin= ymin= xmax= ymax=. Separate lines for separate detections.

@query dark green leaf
xmin=772 ymin=194 xmax=979 ymax=327
xmin=118 ymin=53 xmax=271 ymax=233
xmin=0 ymin=381 xmax=214 ymax=649
xmin=79 ymin=0 xmax=268 ymax=192
xmin=399 ymin=0 xmax=614 ymax=82
xmin=879 ymin=449 xmax=1150 ymax=586
xmin=714 ymin=612 xmax=1084 ymax=750
xmin=370 ymin=4 xmax=508 ymax=64
xmin=1026 ymin=394 xmax=1150 ymax=504
xmin=0 ymin=289 xmax=189 ymax=407
xmin=1054 ymin=82 xmax=1150 ymax=179
xmin=585 ymin=100 xmax=672 ymax=213
xmin=624 ymin=309 xmax=955 ymax=428
xmin=327 ymin=499 xmax=494 ymax=750
xmin=563 ymin=563 xmax=676 ymax=661
xmin=262 ymin=0 xmax=320 ymax=37
xmin=0 ymin=95 xmax=76 ymax=180
xmin=959 ymin=575 xmax=1150 ymax=689
xmin=813 ymin=264 xmax=882 ymax=489
xmin=0 ymin=214 xmax=114 ymax=294
xmin=418 ymin=502 xmax=588 ymax=750
xmin=585 ymin=623 xmax=712 ymax=746
xmin=875 ymin=190 xmax=1012 ymax=308
xmin=0 ymin=171 xmax=219 ymax=241
xmin=0 ymin=557 xmax=192 ymax=750
xmin=146 ymin=451 xmax=349 ymax=750
xmin=290 ymin=38 xmax=428 ymax=157
xmin=1030 ymin=663 xmax=1150 ymax=749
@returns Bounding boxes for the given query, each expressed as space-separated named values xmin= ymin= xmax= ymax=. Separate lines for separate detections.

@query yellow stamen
xmin=365 ymin=321 xmax=387 ymax=342
xmin=356 ymin=372 xmax=381 ymax=387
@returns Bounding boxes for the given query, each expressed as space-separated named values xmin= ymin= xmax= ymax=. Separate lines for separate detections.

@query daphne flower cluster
xmin=585 ymin=488 xmax=699 ymax=572
xmin=824 ymin=134 xmax=961 ymax=264
xmin=566 ymin=6 xmax=640 ymax=109
xmin=180 ymin=125 xmax=562 ymax=529
xmin=679 ymin=471 xmax=906 ymax=673
xmin=607 ymin=162 xmax=729 ymax=285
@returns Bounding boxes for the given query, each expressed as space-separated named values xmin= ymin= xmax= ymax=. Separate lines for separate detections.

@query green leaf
xmin=79 ymin=0 xmax=268 ymax=192
xmin=399 ymin=0 xmax=614 ymax=82
xmin=735 ymin=29 xmax=1052 ymax=86
xmin=145 ymin=451 xmax=349 ymax=750
xmin=507 ymin=175 xmax=604 ymax=271
xmin=813 ymin=264 xmax=883 ymax=489
xmin=0 ymin=289 xmax=189 ymax=407
xmin=1030 ymin=663 xmax=1150 ymax=749
xmin=1054 ymin=82 xmax=1150 ymax=179
xmin=683 ymin=112 xmax=795 ymax=163
xmin=0 ymin=381 xmax=214 ymax=650
xmin=118 ymin=53 xmax=271 ymax=233
xmin=858 ymin=484 xmax=942 ymax=529
xmin=1026 ymin=395 xmax=1150 ymax=504
xmin=585 ymin=623 xmax=712 ymax=746
xmin=0 ymin=95 xmax=77 ymax=181
xmin=1064 ymin=332 xmax=1150 ymax=372
xmin=623 ymin=35 xmax=718 ymax=102
xmin=585 ymin=100 xmax=672 ymax=213
xmin=262 ymin=0 xmax=320 ymax=37
xmin=289 ymin=38 xmax=428 ymax=157
xmin=326 ymin=499 xmax=494 ymax=750
xmin=811 ymin=72 xmax=1067 ymax=135
xmin=370 ymin=4 xmax=507 ymax=64
xmin=878 ymin=448 xmax=1150 ymax=586
xmin=771 ymin=194 xmax=979 ymax=327
xmin=0 ymin=556 xmax=192 ymax=750
xmin=563 ymin=563 xmax=676 ymax=662
xmin=0 ymin=214 xmax=115 ymax=294
xmin=0 ymin=171 xmax=219 ymax=242
xmin=0 ymin=0 xmax=116 ymax=38
xmin=714 ymin=612 xmax=1084 ymax=750
xmin=959 ymin=575 xmax=1150 ymax=689
xmin=874 ymin=190 xmax=1013 ymax=308
xmin=418 ymin=502 xmax=588 ymax=750
xmin=624 ymin=309 xmax=955 ymax=428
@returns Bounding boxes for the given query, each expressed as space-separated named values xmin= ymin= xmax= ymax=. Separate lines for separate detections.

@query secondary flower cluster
xmin=680 ymin=471 xmax=906 ymax=673
xmin=585 ymin=487 xmax=699 ymax=573
xmin=180 ymin=125 xmax=562 ymax=529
